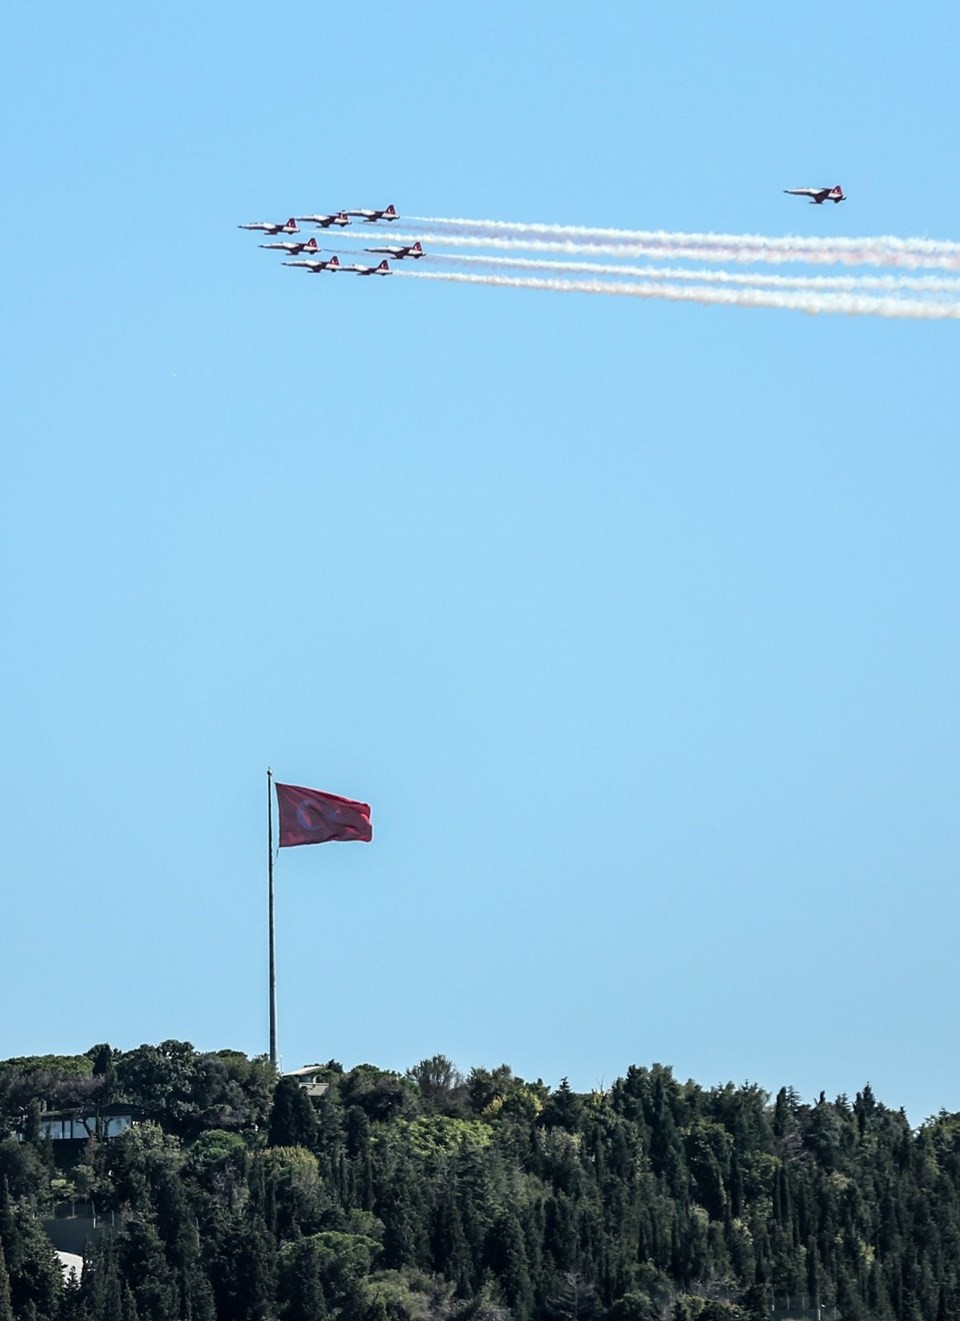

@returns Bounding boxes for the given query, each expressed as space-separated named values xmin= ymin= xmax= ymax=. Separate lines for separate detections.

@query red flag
xmin=275 ymin=782 xmax=373 ymax=847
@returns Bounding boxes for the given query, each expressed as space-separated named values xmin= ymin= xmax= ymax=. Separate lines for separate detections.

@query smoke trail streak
xmin=408 ymin=215 xmax=960 ymax=267
xmin=391 ymin=268 xmax=960 ymax=320
xmin=424 ymin=250 xmax=960 ymax=296
xmin=370 ymin=229 xmax=960 ymax=271
xmin=315 ymin=236 xmax=960 ymax=290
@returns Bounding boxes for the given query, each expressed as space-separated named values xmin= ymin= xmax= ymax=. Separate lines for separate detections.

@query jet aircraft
xmin=282 ymin=255 xmax=341 ymax=273
xmin=340 ymin=259 xmax=392 ymax=276
xmin=295 ymin=211 xmax=351 ymax=228
xmin=365 ymin=240 xmax=423 ymax=260
xmin=260 ymin=236 xmax=321 ymax=255
xmin=783 ymin=185 xmax=846 ymax=204
xmin=238 ymin=217 xmax=300 ymax=234
xmin=345 ymin=205 xmax=398 ymax=223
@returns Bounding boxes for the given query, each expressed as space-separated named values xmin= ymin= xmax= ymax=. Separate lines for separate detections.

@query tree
xmin=0 ymin=1239 xmax=13 ymax=1321
xmin=269 ymin=1078 xmax=318 ymax=1150
xmin=340 ymin=1068 xmax=417 ymax=1124
xmin=117 ymin=1217 xmax=179 ymax=1321
xmin=257 ymin=1146 xmax=325 ymax=1238
xmin=540 ymin=1081 xmax=584 ymax=1134
xmin=604 ymin=1293 xmax=663 ymax=1321
xmin=279 ymin=1239 xmax=328 ymax=1321
xmin=466 ymin=1067 xmax=517 ymax=1116
xmin=485 ymin=1212 xmax=533 ymax=1320
xmin=547 ymin=1271 xmax=601 ymax=1321
xmin=406 ymin=1057 xmax=466 ymax=1117
xmin=1 ymin=1202 xmax=63 ymax=1321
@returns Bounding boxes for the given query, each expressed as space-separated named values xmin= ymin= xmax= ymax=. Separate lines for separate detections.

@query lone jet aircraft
xmin=295 ymin=211 xmax=350 ymax=228
xmin=282 ymin=255 xmax=341 ymax=273
xmin=784 ymin=185 xmax=846 ymax=204
xmin=345 ymin=205 xmax=398 ymax=223
xmin=365 ymin=240 xmax=423 ymax=260
xmin=260 ymin=236 xmax=321 ymax=255
xmin=238 ymin=217 xmax=300 ymax=234
xmin=340 ymin=259 xmax=392 ymax=276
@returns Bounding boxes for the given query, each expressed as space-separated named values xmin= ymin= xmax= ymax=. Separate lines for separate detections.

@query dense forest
xmin=1 ymin=1043 xmax=958 ymax=1321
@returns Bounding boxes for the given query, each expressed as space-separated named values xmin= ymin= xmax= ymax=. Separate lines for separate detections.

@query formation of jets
xmin=784 ymin=184 xmax=846 ymax=204
xmin=239 ymin=205 xmax=398 ymax=235
xmin=240 ymin=204 xmax=417 ymax=280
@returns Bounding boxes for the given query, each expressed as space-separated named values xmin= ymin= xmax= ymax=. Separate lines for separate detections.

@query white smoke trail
xmin=408 ymin=214 xmax=960 ymax=269
xmin=370 ymin=229 xmax=960 ymax=271
xmin=423 ymin=250 xmax=960 ymax=297
xmin=391 ymin=268 xmax=960 ymax=320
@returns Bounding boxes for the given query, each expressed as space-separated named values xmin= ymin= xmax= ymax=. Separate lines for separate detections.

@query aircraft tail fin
xmin=327 ymin=255 xmax=340 ymax=268
xmin=377 ymin=259 xmax=390 ymax=272
xmin=383 ymin=205 xmax=398 ymax=220
xmin=411 ymin=241 xmax=423 ymax=255
xmin=304 ymin=237 xmax=319 ymax=251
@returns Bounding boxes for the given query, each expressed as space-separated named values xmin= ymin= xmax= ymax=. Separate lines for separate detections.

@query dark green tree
xmin=268 ymin=1078 xmax=318 ymax=1150
xmin=485 ymin=1211 xmax=533 ymax=1320
xmin=406 ymin=1056 xmax=466 ymax=1117
xmin=0 ymin=1238 xmax=13 ymax=1321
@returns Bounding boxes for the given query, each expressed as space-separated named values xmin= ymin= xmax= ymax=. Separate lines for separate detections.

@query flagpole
xmin=268 ymin=768 xmax=278 ymax=1069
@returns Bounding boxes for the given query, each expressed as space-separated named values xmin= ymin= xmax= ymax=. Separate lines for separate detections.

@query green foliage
xmin=540 ymin=1080 xmax=583 ymax=1134
xmin=405 ymin=1058 xmax=467 ymax=1118
xmin=3 ymin=1044 xmax=960 ymax=1321
xmin=278 ymin=1236 xmax=329 ymax=1321
xmin=339 ymin=1068 xmax=418 ymax=1124
xmin=391 ymin=1117 xmax=492 ymax=1158
xmin=359 ymin=1269 xmax=460 ymax=1321
xmin=0 ymin=1141 xmax=48 ymax=1201
xmin=604 ymin=1293 xmax=663 ymax=1321
xmin=0 ymin=1057 xmax=92 ymax=1080
xmin=269 ymin=1078 xmax=320 ymax=1150
xmin=282 ymin=1232 xmax=382 ymax=1312
xmin=0 ymin=1238 xmax=14 ymax=1321
xmin=0 ymin=1200 xmax=62 ymax=1320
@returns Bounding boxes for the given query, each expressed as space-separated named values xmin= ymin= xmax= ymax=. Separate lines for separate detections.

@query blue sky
xmin=3 ymin=1 xmax=959 ymax=1124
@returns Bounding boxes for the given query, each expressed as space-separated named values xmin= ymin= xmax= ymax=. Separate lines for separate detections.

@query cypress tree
xmin=268 ymin=1079 xmax=318 ymax=1150
xmin=0 ymin=1239 xmax=13 ymax=1321
xmin=486 ymin=1211 xmax=533 ymax=1320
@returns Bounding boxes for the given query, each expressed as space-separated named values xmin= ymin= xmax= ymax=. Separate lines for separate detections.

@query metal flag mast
xmin=267 ymin=768 xmax=278 ymax=1068
xmin=267 ymin=772 xmax=372 ymax=1070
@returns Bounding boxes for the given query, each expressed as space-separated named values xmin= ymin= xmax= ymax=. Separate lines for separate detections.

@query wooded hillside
xmin=1 ymin=1043 xmax=957 ymax=1321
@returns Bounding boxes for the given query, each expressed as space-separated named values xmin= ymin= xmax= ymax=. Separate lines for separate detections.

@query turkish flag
xmin=275 ymin=783 xmax=373 ymax=847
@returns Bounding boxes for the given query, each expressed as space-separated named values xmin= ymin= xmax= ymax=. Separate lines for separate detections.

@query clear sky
xmin=3 ymin=1 xmax=959 ymax=1125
